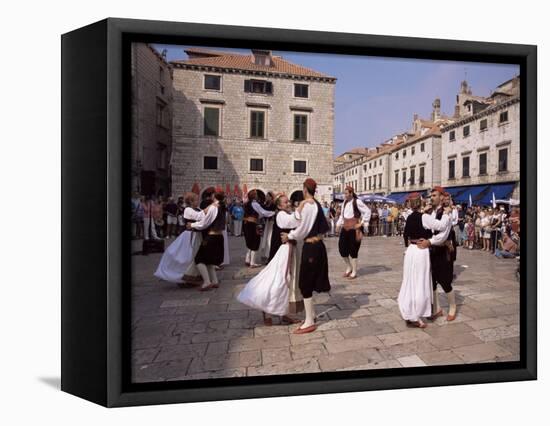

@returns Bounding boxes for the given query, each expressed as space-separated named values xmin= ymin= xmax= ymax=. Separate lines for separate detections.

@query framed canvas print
xmin=61 ymin=18 xmax=537 ymax=407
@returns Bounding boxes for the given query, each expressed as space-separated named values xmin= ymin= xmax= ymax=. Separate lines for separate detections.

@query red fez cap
xmin=432 ymin=186 xmax=446 ymax=194
xmin=304 ymin=178 xmax=317 ymax=192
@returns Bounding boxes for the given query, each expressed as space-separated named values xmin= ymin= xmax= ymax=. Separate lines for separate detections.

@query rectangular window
xmin=156 ymin=102 xmax=168 ymax=128
xmin=293 ymin=160 xmax=307 ymax=174
xmin=250 ymin=110 xmax=265 ymax=138
xmin=395 ymin=152 xmax=399 ymax=160
xmin=364 ymin=177 xmax=367 ymax=191
xmin=463 ymin=125 xmax=470 ymax=137
xmin=394 ymin=172 xmax=399 ymax=188
xmin=420 ymin=143 xmax=425 ymax=152
xmin=402 ymin=170 xmax=407 ymax=186
xmin=294 ymin=83 xmax=309 ymax=98
xmin=293 ymin=114 xmax=308 ymax=141
xmin=479 ymin=152 xmax=487 ymax=175
xmin=450 ymin=130 xmax=456 ymax=141
xmin=204 ymin=74 xmax=221 ymax=91
xmin=379 ymin=159 xmax=382 ymax=166
xmin=204 ymin=107 xmax=220 ymax=136
xmin=411 ymin=146 xmax=415 ymax=156
xmin=480 ymin=119 xmax=488 ymax=131
xmin=369 ymin=176 xmax=372 ymax=190
xmin=403 ymin=149 xmax=407 ymax=158
xmin=378 ymin=174 xmax=382 ymax=187
xmin=156 ymin=143 xmax=167 ymax=170
xmin=204 ymin=156 xmax=218 ymax=170
xmin=410 ymin=168 xmax=415 ymax=185
xmin=449 ymin=159 xmax=455 ymax=179
xmin=250 ymin=158 xmax=264 ymax=172
xmin=499 ymin=110 xmax=509 ymax=123
xmin=498 ymin=148 xmax=508 ymax=172
xmin=463 ymin=156 xmax=470 ymax=177
xmin=419 ymin=166 xmax=425 ymax=184
xmin=244 ymin=79 xmax=273 ymax=94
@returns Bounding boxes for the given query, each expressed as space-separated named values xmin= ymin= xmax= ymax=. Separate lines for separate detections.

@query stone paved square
xmin=131 ymin=234 xmax=519 ymax=382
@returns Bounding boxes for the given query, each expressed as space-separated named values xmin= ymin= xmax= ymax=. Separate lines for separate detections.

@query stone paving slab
xmin=131 ymin=234 xmax=520 ymax=382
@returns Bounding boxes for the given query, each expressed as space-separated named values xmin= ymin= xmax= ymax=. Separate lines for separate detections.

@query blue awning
xmin=454 ymin=185 xmax=490 ymax=204
xmin=478 ymin=183 xmax=516 ymax=205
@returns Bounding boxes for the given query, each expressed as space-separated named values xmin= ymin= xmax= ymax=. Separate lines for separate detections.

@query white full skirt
xmin=154 ymin=231 xmax=197 ymax=283
xmin=237 ymin=243 xmax=291 ymax=316
xmin=397 ymin=244 xmax=433 ymax=321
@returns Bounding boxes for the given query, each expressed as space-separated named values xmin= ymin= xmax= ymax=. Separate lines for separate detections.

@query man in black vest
xmin=281 ymin=178 xmax=331 ymax=334
xmin=336 ymin=186 xmax=371 ymax=280
xmin=417 ymin=186 xmax=457 ymax=321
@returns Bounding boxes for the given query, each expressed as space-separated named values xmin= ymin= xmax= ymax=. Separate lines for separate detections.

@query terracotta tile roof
xmin=171 ymin=50 xmax=336 ymax=81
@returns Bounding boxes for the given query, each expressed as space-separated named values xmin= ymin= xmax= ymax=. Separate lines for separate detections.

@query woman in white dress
xmin=398 ymin=194 xmax=450 ymax=328
xmin=237 ymin=195 xmax=303 ymax=325
xmin=154 ymin=192 xmax=204 ymax=285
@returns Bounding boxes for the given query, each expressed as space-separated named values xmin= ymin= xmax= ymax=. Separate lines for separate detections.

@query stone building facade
xmin=169 ymin=48 xmax=336 ymax=202
xmin=131 ymin=43 xmax=173 ymax=196
xmin=440 ymin=77 xmax=520 ymax=198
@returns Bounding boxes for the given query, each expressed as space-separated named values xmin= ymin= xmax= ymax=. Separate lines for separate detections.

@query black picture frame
xmin=61 ymin=17 xmax=537 ymax=407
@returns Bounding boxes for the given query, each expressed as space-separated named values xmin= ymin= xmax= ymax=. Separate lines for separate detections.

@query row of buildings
xmin=131 ymin=43 xmax=519 ymax=206
xmin=333 ymin=77 xmax=520 ymax=204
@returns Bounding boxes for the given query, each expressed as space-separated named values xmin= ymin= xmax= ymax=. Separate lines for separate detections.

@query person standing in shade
xmin=281 ymin=178 xmax=331 ymax=334
xmin=231 ymin=198 xmax=244 ymax=237
xmin=336 ymin=186 xmax=371 ymax=280
xmin=243 ymin=189 xmax=275 ymax=268
xmin=188 ymin=190 xmax=227 ymax=291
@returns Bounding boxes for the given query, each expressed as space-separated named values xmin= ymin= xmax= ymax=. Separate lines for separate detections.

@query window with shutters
xmin=480 ymin=118 xmax=488 ymax=131
xmin=249 ymin=158 xmax=264 ymax=172
xmin=479 ymin=152 xmax=487 ymax=175
xmin=293 ymin=114 xmax=308 ymax=141
xmin=463 ymin=125 xmax=470 ymax=137
xmin=420 ymin=143 xmax=425 ymax=152
xmin=410 ymin=168 xmax=415 ymax=185
xmin=250 ymin=110 xmax=265 ymax=138
xmin=394 ymin=172 xmax=398 ymax=188
xmin=463 ymin=156 xmax=470 ymax=177
xmin=294 ymin=83 xmax=309 ymax=98
xmin=419 ymin=166 xmax=425 ymax=184
xmin=204 ymin=74 xmax=221 ymax=91
xmin=244 ymin=79 xmax=273 ymax=95
xmin=449 ymin=130 xmax=456 ymax=141
xmin=498 ymin=148 xmax=508 ymax=172
xmin=499 ymin=110 xmax=509 ymax=123
xmin=449 ymin=159 xmax=455 ymax=179
xmin=402 ymin=170 xmax=407 ymax=186
xmin=203 ymin=107 xmax=220 ymax=136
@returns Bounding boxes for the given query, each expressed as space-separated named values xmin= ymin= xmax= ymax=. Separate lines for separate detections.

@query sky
xmin=152 ymin=44 xmax=519 ymax=157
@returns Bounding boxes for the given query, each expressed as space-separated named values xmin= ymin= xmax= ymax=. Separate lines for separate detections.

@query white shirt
xmin=251 ymin=200 xmax=275 ymax=218
xmin=183 ymin=207 xmax=205 ymax=221
xmin=288 ymin=202 xmax=318 ymax=241
xmin=451 ymin=208 xmax=459 ymax=226
xmin=336 ymin=198 xmax=371 ymax=231
xmin=422 ymin=210 xmax=452 ymax=246
xmin=276 ymin=210 xmax=300 ymax=229
xmin=191 ymin=204 xmax=218 ymax=230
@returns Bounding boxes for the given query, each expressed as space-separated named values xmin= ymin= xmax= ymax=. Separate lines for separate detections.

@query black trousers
xmin=430 ymin=249 xmax=453 ymax=293
xmin=338 ymin=228 xmax=361 ymax=258
xmin=243 ymin=222 xmax=261 ymax=251
xmin=299 ymin=241 xmax=331 ymax=298
xmin=195 ymin=234 xmax=224 ymax=266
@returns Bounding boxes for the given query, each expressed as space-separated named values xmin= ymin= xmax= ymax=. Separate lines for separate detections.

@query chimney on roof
xmin=251 ymin=49 xmax=273 ymax=67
